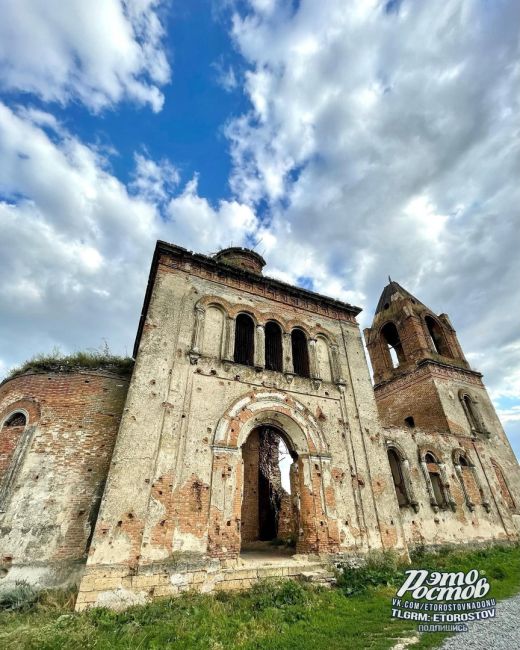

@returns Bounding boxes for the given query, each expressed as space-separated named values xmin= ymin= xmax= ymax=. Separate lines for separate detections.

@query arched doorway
xmin=241 ymin=425 xmax=299 ymax=552
xmin=208 ymin=391 xmax=339 ymax=559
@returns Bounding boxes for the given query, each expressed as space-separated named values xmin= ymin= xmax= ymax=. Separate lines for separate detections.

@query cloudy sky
xmin=0 ymin=0 xmax=519 ymax=456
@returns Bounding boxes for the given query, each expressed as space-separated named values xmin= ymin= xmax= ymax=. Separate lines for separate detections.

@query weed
xmin=6 ymin=344 xmax=134 ymax=380
xmin=0 ymin=581 xmax=39 ymax=612
xmin=0 ymin=545 xmax=519 ymax=650
xmin=336 ymin=550 xmax=404 ymax=596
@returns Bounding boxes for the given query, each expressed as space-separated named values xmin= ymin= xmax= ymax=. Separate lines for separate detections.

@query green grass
xmin=1 ymin=544 xmax=519 ymax=650
xmin=5 ymin=345 xmax=134 ymax=381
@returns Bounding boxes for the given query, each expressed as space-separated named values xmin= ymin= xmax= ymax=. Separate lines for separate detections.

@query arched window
xmin=1 ymin=411 xmax=29 ymax=511
xmin=424 ymin=452 xmax=448 ymax=509
xmin=202 ymin=305 xmax=225 ymax=358
xmin=425 ymin=315 xmax=451 ymax=357
xmin=404 ymin=416 xmax=415 ymax=428
xmin=291 ymin=329 xmax=310 ymax=378
xmin=387 ymin=448 xmax=409 ymax=506
xmin=3 ymin=412 xmax=27 ymax=428
xmin=234 ymin=313 xmax=255 ymax=366
xmin=492 ymin=460 xmax=516 ymax=511
xmin=316 ymin=337 xmax=333 ymax=382
xmin=265 ymin=321 xmax=283 ymax=372
xmin=453 ymin=450 xmax=481 ymax=511
xmin=381 ymin=322 xmax=405 ymax=368
xmin=459 ymin=391 xmax=482 ymax=434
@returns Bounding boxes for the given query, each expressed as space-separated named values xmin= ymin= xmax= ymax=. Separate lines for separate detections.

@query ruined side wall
xmin=383 ymin=425 xmax=520 ymax=548
xmin=77 ymin=255 xmax=406 ymax=609
xmin=0 ymin=371 xmax=129 ymax=588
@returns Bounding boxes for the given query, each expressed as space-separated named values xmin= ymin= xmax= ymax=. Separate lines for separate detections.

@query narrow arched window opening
xmin=425 ymin=316 xmax=451 ymax=357
xmin=461 ymin=393 xmax=480 ymax=433
xmin=492 ymin=461 xmax=516 ymax=511
xmin=381 ymin=322 xmax=405 ymax=368
xmin=234 ymin=314 xmax=255 ymax=366
xmin=291 ymin=329 xmax=310 ymax=377
xmin=404 ymin=416 xmax=415 ymax=428
xmin=3 ymin=413 xmax=27 ymax=428
xmin=265 ymin=321 xmax=283 ymax=372
xmin=425 ymin=452 xmax=447 ymax=508
xmin=388 ymin=449 xmax=409 ymax=506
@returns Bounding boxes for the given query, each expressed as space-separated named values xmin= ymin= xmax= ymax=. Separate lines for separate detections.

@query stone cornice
xmin=374 ymin=358 xmax=483 ymax=397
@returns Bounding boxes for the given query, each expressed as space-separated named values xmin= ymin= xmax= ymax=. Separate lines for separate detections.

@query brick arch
xmin=196 ymin=295 xmax=233 ymax=315
xmin=423 ymin=312 xmax=453 ymax=356
xmin=208 ymin=391 xmax=338 ymax=558
xmin=259 ymin=313 xmax=289 ymax=332
xmin=0 ymin=398 xmax=41 ymax=427
xmin=213 ymin=390 xmax=329 ymax=456
xmin=418 ymin=445 xmax=444 ymax=463
xmin=312 ymin=326 xmax=337 ymax=343
xmin=0 ymin=398 xmax=41 ymax=511
xmin=452 ymin=447 xmax=473 ymax=466
xmin=286 ymin=320 xmax=312 ymax=337
xmin=384 ymin=439 xmax=408 ymax=461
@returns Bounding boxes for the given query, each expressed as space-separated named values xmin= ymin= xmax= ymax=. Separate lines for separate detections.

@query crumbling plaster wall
xmin=0 ymin=371 xmax=129 ymax=589
xmin=383 ymin=424 xmax=520 ymax=548
xmin=79 ymin=253 xmax=406 ymax=607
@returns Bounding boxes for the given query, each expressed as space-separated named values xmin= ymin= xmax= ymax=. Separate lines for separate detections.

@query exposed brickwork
xmin=241 ymin=429 xmax=260 ymax=543
xmin=0 ymin=371 xmax=129 ymax=587
xmin=367 ymin=280 xmax=520 ymax=551
xmin=492 ymin=460 xmax=516 ymax=512
xmin=3 ymin=243 xmax=515 ymax=608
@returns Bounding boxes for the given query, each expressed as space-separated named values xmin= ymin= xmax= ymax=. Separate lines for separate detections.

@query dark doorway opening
xmin=241 ymin=426 xmax=298 ymax=552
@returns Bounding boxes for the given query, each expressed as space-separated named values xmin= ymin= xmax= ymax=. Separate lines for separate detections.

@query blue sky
xmin=0 ymin=0 xmax=519 ymax=458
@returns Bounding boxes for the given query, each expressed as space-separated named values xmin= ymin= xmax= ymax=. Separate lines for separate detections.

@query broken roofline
xmin=133 ymin=240 xmax=362 ymax=358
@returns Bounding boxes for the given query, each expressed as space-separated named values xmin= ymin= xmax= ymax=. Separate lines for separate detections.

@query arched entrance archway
xmin=241 ymin=425 xmax=298 ymax=551
xmin=208 ymin=391 xmax=340 ymax=559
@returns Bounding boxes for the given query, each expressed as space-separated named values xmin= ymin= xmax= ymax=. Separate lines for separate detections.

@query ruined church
xmin=1 ymin=240 xmax=519 ymax=609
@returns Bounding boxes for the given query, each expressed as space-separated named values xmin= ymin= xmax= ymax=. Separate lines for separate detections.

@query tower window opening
xmin=425 ymin=315 xmax=451 ymax=357
xmin=404 ymin=416 xmax=415 ymax=428
xmin=381 ymin=322 xmax=405 ymax=369
xmin=234 ymin=314 xmax=255 ymax=366
xmin=265 ymin=321 xmax=283 ymax=372
xmin=291 ymin=329 xmax=310 ymax=377
xmin=460 ymin=392 xmax=481 ymax=433
xmin=387 ymin=448 xmax=409 ymax=506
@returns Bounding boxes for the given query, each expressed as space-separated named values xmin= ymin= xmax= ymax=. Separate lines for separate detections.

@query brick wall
xmin=241 ymin=429 xmax=260 ymax=543
xmin=0 ymin=370 xmax=129 ymax=588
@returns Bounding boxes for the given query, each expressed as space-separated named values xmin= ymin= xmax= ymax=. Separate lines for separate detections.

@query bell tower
xmin=364 ymin=280 xmax=494 ymax=437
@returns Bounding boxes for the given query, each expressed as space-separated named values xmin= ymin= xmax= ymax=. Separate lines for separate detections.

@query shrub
xmin=250 ymin=579 xmax=310 ymax=611
xmin=336 ymin=551 xmax=404 ymax=596
xmin=0 ymin=581 xmax=39 ymax=612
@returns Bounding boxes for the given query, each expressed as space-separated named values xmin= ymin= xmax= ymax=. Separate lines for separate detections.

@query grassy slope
xmin=1 ymin=545 xmax=519 ymax=650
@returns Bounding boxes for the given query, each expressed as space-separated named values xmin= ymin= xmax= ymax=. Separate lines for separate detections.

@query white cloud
xmin=0 ymin=103 xmax=257 ymax=374
xmin=212 ymin=59 xmax=239 ymax=92
xmin=0 ymin=0 xmax=170 ymax=112
xmin=167 ymin=176 xmax=257 ymax=251
xmin=223 ymin=0 xmax=520 ymax=450
xmin=130 ymin=153 xmax=180 ymax=203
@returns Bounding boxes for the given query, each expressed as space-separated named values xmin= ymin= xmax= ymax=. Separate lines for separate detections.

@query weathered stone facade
xmin=0 ymin=242 xmax=518 ymax=608
xmin=364 ymin=281 xmax=520 ymax=550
